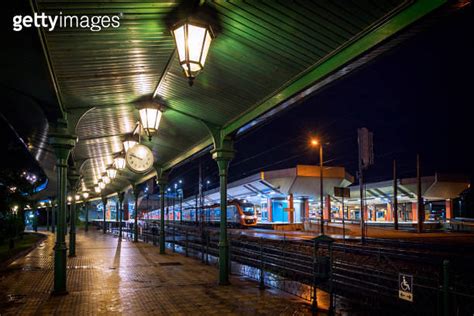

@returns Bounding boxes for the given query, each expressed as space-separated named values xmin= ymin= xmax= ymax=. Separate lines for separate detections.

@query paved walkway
xmin=0 ymin=229 xmax=311 ymax=315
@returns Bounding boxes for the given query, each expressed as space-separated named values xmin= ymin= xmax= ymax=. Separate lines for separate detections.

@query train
xmin=143 ymin=199 xmax=258 ymax=227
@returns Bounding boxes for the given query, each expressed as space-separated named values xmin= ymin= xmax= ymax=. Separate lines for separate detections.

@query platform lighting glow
xmin=171 ymin=21 xmax=214 ymax=85
xmin=75 ymin=194 xmax=81 ymax=201
xmin=310 ymin=139 xmax=319 ymax=146
xmin=114 ymin=155 xmax=126 ymax=170
xmin=123 ymin=133 xmax=138 ymax=153
xmin=106 ymin=166 xmax=117 ymax=179
xmin=179 ymin=180 xmax=182 ymax=184
xmin=67 ymin=196 xmax=73 ymax=202
xmin=102 ymin=174 xmax=111 ymax=184
xmin=137 ymin=102 xmax=163 ymax=140
xmin=82 ymin=191 xmax=90 ymax=199
xmin=98 ymin=180 xmax=106 ymax=190
xmin=94 ymin=186 xmax=101 ymax=193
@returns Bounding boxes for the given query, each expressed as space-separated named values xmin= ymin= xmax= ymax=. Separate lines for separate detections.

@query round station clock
xmin=125 ymin=144 xmax=154 ymax=174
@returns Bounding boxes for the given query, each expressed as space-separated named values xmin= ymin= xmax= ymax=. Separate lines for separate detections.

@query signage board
xmin=399 ymin=273 xmax=413 ymax=302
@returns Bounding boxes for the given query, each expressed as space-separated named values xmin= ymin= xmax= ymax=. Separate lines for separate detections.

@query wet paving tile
xmin=0 ymin=230 xmax=311 ymax=315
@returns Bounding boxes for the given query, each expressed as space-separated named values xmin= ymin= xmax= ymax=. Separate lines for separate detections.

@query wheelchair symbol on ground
xmin=399 ymin=273 xmax=413 ymax=302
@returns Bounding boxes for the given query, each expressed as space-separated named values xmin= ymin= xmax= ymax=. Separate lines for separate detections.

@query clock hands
xmin=130 ymin=153 xmax=144 ymax=161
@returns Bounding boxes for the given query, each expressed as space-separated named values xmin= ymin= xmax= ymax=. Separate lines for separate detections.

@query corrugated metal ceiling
xmin=34 ymin=0 xmax=434 ymax=195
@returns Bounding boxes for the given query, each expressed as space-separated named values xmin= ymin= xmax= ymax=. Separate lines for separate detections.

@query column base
xmin=53 ymin=242 xmax=68 ymax=295
xmin=51 ymin=290 xmax=69 ymax=296
xmin=218 ymin=242 xmax=230 ymax=285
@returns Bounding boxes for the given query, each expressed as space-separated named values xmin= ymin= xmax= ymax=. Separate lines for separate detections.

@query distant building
xmin=175 ymin=165 xmax=469 ymax=224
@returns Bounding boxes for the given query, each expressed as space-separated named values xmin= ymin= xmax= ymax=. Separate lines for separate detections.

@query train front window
xmin=242 ymin=204 xmax=255 ymax=215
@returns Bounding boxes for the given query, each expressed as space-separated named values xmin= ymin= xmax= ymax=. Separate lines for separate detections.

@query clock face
xmin=125 ymin=144 xmax=154 ymax=174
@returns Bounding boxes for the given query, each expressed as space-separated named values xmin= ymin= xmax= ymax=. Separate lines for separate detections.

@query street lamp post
xmin=311 ymin=139 xmax=325 ymax=235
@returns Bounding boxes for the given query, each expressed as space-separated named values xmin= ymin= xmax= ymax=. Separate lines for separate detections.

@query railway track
xmin=117 ymin=223 xmax=474 ymax=315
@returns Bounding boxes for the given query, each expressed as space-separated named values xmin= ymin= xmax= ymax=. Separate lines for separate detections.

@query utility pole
xmin=199 ymin=161 xmax=204 ymax=231
xmin=357 ymin=128 xmax=373 ymax=243
xmin=358 ymin=152 xmax=365 ymax=243
xmin=342 ymin=194 xmax=345 ymax=241
xmin=393 ymin=160 xmax=399 ymax=230
xmin=319 ymin=144 xmax=324 ymax=235
xmin=417 ymin=154 xmax=423 ymax=233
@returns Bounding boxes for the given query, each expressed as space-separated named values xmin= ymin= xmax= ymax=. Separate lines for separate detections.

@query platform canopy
xmin=26 ymin=0 xmax=445 ymax=198
xmin=176 ymin=164 xmax=353 ymax=207
xmin=348 ymin=173 xmax=470 ymax=202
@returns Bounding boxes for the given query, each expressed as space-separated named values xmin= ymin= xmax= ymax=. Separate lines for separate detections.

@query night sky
xmin=166 ymin=6 xmax=473 ymax=196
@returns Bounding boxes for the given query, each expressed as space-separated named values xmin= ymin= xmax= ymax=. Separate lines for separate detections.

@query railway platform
xmin=0 ymin=229 xmax=312 ymax=315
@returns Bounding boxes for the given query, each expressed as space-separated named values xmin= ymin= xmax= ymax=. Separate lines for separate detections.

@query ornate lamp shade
xmin=114 ymin=155 xmax=126 ymax=170
xmin=137 ymin=103 xmax=163 ymax=139
xmin=102 ymin=174 xmax=111 ymax=184
xmin=123 ymin=133 xmax=138 ymax=152
xmin=106 ymin=166 xmax=117 ymax=179
xmin=171 ymin=21 xmax=214 ymax=85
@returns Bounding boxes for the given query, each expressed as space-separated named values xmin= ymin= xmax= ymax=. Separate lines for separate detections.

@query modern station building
xmin=175 ymin=165 xmax=469 ymax=225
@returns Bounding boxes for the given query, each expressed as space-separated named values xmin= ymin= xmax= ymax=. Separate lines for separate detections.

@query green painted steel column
xmin=115 ymin=200 xmax=119 ymax=226
xmin=118 ymin=192 xmax=124 ymax=240
xmin=52 ymin=201 xmax=56 ymax=234
xmin=48 ymin=118 xmax=76 ymax=295
xmin=102 ymin=196 xmax=107 ymax=234
xmin=46 ymin=204 xmax=50 ymax=231
xmin=68 ymin=197 xmax=76 ymax=257
xmin=68 ymin=172 xmax=80 ymax=258
xmin=155 ymin=173 xmax=168 ymax=254
xmin=132 ymin=186 xmax=140 ymax=242
xmin=211 ymin=137 xmax=234 ymax=285
xmin=84 ymin=200 xmax=89 ymax=232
